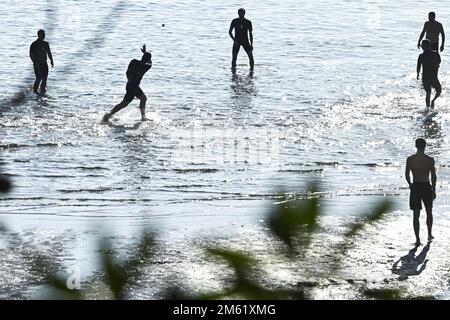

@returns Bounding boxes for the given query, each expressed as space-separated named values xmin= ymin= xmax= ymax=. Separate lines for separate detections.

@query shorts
xmin=430 ymin=42 xmax=439 ymax=51
xmin=423 ymin=78 xmax=441 ymax=93
xmin=124 ymin=86 xmax=144 ymax=103
xmin=409 ymin=182 xmax=433 ymax=210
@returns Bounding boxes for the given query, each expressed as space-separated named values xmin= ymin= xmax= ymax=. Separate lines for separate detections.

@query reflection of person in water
xmin=392 ymin=243 xmax=430 ymax=279
xmin=103 ymin=45 xmax=152 ymax=122
xmin=230 ymin=71 xmax=256 ymax=112
xmin=405 ymin=138 xmax=436 ymax=246
xmin=231 ymin=71 xmax=255 ymax=96
xmin=229 ymin=8 xmax=254 ymax=70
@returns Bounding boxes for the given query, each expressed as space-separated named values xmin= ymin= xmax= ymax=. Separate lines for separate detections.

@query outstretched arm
xmin=418 ymin=23 xmax=426 ymax=48
xmin=441 ymin=24 xmax=445 ymax=52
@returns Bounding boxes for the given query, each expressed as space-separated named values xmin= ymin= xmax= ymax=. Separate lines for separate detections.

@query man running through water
xmin=229 ymin=8 xmax=254 ymax=70
xmin=103 ymin=45 xmax=152 ymax=122
xmin=417 ymin=12 xmax=445 ymax=52
xmin=405 ymin=138 xmax=436 ymax=246
xmin=29 ymin=29 xmax=54 ymax=94
xmin=417 ymin=39 xmax=441 ymax=108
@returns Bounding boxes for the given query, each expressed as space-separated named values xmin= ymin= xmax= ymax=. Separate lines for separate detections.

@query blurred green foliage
xmin=0 ymin=179 xmax=414 ymax=300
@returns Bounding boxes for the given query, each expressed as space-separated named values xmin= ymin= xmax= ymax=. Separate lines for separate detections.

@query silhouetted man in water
xmin=417 ymin=40 xmax=441 ymax=109
xmin=29 ymin=29 xmax=54 ymax=94
xmin=229 ymin=8 xmax=254 ymax=70
xmin=103 ymin=45 xmax=152 ymax=122
xmin=405 ymin=138 xmax=436 ymax=246
xmin=417 ymin=12 xmax=445 ymax=52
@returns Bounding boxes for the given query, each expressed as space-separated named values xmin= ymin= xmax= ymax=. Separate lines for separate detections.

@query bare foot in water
xmin=415 ymin=240 xmax=422 ymax=246
xmin=428 ymin=236 xmax=434 ymax=242
xmin=102 ymin=113 xmax=111 ymax=123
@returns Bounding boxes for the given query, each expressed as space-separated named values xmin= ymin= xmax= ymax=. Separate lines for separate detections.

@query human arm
xmin=249 ymin=21 xmax=253 ymax=48
xmin=440 ymin=24 xmax=445 ymax=52
xmin=140 ymin=44 xmax=152 ymax=72
xmin=418 ymin=22 xmax=427 ymax=48
xmin=229 ymin=20 xmax=235 ymax=42
xmin=405 ymin=158 xmax=412 ymax=188
xmin=431 ymin=158 xmax=437 ymax=199
xmin=417 ymin=55 xmax=421 ymax=79
xmin=29 ymin=43 xmax=35 ymax=63
xmin=46 ymin=42 xmax=54 ymax=67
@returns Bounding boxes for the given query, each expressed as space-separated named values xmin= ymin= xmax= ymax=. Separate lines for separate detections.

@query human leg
xmin=40 ymin=63 xmax=49 ymax=93
xmin=410 ymin=184 xmax=422 ymax=244
xmin=103 ymin=84 xmax=136 ymax=122
xmin=422 ymin=184 xmax=434 ymax=241
xmin=423 ymin=81 xmax=432 ymax=108
xmin=232 ymin=43 xmax=240 ymax=69
xmin=110 ymin=99 xmax=130 ymax=115
xmin=136 ymin=88 xmax=147 ymax=120
xmin=103 ymin=99 xmax=130 ymax=122
xmin=33 ymin=64 xmax=42 ymax=93
xmin=243 ymin=43 xmax=254 ymax=70
xmin=431 ymin=80 xmax=442 ymax=108
xmin=425 ymin=207 xmax=433 ymax=241
xmin=413 ymin=210 xmax=421 ymax=245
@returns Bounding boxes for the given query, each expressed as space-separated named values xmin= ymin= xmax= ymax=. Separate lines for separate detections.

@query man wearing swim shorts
xmin=229 ymin=8 xmax=254 ymax=70
xmin=405 ymin=138 xmax=436 ymax=246
xmin=103 ymin=45 xmax=152 ymax=122
xmin=417 ymin=40 xmax=441 ymax=109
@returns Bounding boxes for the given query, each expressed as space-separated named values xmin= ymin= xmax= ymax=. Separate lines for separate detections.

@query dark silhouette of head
xmin=421 ymin=39 xmax=431 ymax=50
xmin=238 ymin=8 xmax=246 ymax=18
xmin=37 ymin=29 xmax=45 ymax=40
xmin=141 ymin=52 xmax=152 ymax=64
xmin=428 ymin=12 xmax=436 ymax=22
xmin=416 ymin=138 xmax=426 ymax=151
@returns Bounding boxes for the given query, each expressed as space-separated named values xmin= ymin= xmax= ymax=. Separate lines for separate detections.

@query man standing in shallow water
xmin=405 ymin=138 xmax=436 ymax=246
xmin=417 ymin=12 xmax=445 ymax=52
xmin=417 ymin=40 xmax=441 ymax=109
xmin=229 ymin=8 xmax=254 ymax=70
xmin=29 ymin=29 xmax=54 ymax=94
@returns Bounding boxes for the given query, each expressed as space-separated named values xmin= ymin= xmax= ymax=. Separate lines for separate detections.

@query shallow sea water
xmin=1 ymin=0 xmax=450 ymax=298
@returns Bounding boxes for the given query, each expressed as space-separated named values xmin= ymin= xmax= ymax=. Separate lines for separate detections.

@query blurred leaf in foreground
xmin=200 ymin=248 xmax=305 ymax=300
xmin=101 ymin=232 xmax=156 ymax=300
xmin=268 ymin=183 xmax=321 ymax=252
xmin=0 ymin=175 xmax=11 ymax=193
